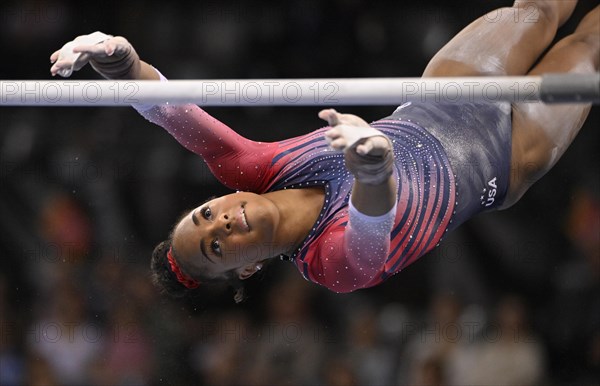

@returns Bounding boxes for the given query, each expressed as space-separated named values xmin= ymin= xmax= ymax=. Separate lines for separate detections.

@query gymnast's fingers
xmin=72 ymin=43 xmax=111 ymax=57
xmin=355 ymin=141 xmax=373 ymax=156
xmin=72 ymin=52 xmax=92 ymax=71
xmin=329 ymin=137 xmax=348 ymax=151
xmin=107 ymin=37 xmax=133 ymax=55
xmin=103 ymin=41 xmax=118 ymax=56
xmin=50 ymin=50 xmax=60 ymax=63
xmin=325 ymin=128 xmax=344 ymax=149
xmin=355 ymin=136 xmax=391 ymax=157
xmin=50 ymin=60 xmax=74 ymax=76
xmin=318 ymin=109 xmax=340 ymax=126
xmin=324 ymin=127 xmax=342 ymax=140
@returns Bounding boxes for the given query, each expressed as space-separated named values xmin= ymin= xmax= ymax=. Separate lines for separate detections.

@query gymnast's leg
xmin=421 ymin=1 xmax=598 ymax=208
xmin=503 ymin=5 xmax=599 ymax=207
xmin=423 ymin=0 xmax=578 ymax=77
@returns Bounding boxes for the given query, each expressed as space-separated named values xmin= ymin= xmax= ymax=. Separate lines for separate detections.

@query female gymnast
xmin=50 ymin=1 xmax=599 ymax=303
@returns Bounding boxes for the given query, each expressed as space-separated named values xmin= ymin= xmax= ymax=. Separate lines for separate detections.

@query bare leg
xmin=503 ymin=5 xmax=599 ymax=207
xmin=424 ymin=1 xmax=578 ymax=77
xmin=421 ymin=1 xmax=598 ymax=209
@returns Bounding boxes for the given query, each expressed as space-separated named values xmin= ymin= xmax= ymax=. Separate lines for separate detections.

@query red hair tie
xmin=167 ymin=247 xmax=200 ymax=289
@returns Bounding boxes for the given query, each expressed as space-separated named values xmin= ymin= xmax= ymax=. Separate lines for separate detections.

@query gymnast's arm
xmin=137 ymin=61 xmax=161 ymax=80
xmin=318 ymin=109 xmax=397 ymax=216
xmin=50 ymin=33 xmax=278 ymax=192
xmin=317 ymin=110 xmax=398 ymax=291
xmin=131 ymin=69 xmax=278 ymax=191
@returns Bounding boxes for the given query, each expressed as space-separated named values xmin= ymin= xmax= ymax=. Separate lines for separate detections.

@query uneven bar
xmin=0 ymin=74 xmax=598 ymax=106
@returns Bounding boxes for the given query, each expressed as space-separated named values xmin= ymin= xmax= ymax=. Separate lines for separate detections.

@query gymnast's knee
xmin=564 ymin=32 xmax=600 ymax=69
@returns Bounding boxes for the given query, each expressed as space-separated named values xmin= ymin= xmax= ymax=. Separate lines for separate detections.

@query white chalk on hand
xmin=56 ymin=31 xmax=112 ymax=77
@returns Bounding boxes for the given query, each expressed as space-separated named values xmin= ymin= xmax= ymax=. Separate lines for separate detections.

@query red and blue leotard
xmin=135 ymin=99 xmax=457 ymax=293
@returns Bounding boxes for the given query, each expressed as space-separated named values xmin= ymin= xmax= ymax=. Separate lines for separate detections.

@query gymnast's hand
xmin=319 ymin=109 xmax=391 ymax=157
xmin=319 ymin=109 xmax=394 ymax=185
xmin=50 ymin=32 xmax=140 ymax=79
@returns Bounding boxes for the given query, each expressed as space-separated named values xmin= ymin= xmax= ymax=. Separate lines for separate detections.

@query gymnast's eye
xmin=211 ymin=239 xmax=221 ymax=256
xmin=201 ymin=207 xmax=212 ymax=219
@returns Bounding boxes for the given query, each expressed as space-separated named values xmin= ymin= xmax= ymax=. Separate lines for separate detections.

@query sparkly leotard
xmin=136 ymin=101 xmax=461 ymax=293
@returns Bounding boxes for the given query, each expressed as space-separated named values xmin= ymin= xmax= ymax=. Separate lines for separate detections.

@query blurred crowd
xmin=1 ymin=0 xmax=599 ymax=385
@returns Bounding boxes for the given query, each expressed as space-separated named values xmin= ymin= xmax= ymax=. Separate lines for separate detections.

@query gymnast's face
xmin=172 ymin=192 xmax=280 ymax=279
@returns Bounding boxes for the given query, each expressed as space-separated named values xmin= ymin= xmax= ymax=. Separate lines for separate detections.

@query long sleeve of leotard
xmin=345 ymin=200 xmax=397 ymax=283
xmin=132 ymin=74 xmax=279 ymax=192
xmin=310 ymin=192 xmax=398 ymax=293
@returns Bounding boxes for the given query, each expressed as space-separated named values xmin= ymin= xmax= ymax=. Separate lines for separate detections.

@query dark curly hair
xmin=150 ymin=237 xmax=248 ymax=303
xmin=150 ymin=200 xmax=278 ymax=303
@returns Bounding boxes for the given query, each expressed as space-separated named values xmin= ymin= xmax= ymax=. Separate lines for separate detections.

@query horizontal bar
xmin=0 ymin=74 xmax=597 ymax=106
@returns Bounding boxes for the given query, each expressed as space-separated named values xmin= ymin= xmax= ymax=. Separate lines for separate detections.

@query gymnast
xmin=50 ymin=1 xmax=598 ymax=302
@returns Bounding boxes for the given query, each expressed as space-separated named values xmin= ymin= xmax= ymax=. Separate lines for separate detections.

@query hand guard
xmin=320 ymin=109 xmax=394 ymax=186
xmin=50 ymin=32 xmax=140 ymax=79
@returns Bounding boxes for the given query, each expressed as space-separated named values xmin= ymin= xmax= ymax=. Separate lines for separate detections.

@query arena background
xmin=0 ymin=0 xmax=598 ymax=385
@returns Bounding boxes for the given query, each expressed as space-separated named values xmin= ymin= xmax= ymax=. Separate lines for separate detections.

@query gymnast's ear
xmin=238 ymin=262 xmax=263 ymax=280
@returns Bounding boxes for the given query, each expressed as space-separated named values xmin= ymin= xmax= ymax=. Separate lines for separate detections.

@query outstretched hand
xmin=319 ymin=109 xmax=391 ymax=157
xmin=50 ymin=32 xmax=140 ymax=79
xmin=319 ymin=109 xmax=394 ymax=186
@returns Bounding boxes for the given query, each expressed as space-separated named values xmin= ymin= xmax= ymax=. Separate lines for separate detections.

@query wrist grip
xmin=344 ymin=141 xmax=394 ymax=185
xmin=90 ymin=46 xmax=140 ymax=80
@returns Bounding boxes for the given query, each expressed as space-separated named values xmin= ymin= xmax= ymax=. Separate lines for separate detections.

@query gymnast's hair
xmin=150 ymin=237 xmax=245 ymax=303
xmin=150 ymin=234 xmax=247 ymax=303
